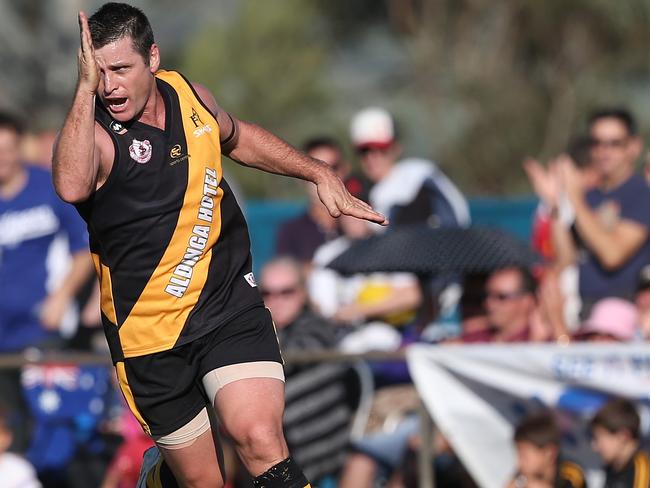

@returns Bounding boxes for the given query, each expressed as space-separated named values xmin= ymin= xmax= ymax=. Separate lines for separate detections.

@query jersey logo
xmin=193 ymin=123 xmax=213 ymax=138
xmin=170 ymin=144 xmax=182 ymax=158
xmin=129 ymin=138 xmax=153 ymax=164
xmin=109 ymin=120 xmax=126 ymax=134
xmin=190 ymin=107 xmax=204 ymax=127
xmin=169 ymin=144 xmax=190 ymax=166
xmin=244 ymin=272 xmax=257 ymax=288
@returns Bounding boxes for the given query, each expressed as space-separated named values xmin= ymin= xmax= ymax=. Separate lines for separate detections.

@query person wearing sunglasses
xmin=349 ymin=107 xmax=470 ymax=230
xmin=259 ymin=257 xmax=355 ymax=486
xmin=551 ymin=108 xmax=650 ymax=315
xmin=460 ymin=266 xmax=541 ymax=343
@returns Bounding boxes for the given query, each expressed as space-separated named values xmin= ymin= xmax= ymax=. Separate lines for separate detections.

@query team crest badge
xmin=109 ymin=120 xmax=124 ymax=133
xmin=129 ymin=138 xmax=152 ymax=164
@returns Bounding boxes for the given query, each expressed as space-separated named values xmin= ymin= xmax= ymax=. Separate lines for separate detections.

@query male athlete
xmin=52 ymin=3 xmax=386 ymax=487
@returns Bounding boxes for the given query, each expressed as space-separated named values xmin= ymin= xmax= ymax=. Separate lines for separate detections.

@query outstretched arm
xmin=52 ymin=11 xmax=102 ymax=203
xmin=192 ymin=83 xmax=388 ymax=225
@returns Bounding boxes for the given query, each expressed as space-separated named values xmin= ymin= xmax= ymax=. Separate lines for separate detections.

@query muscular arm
xmin=52 ymin=92 xmax=102 ymax=203
xmin=52 ymin=11 xmax=103 ymax=203
xmin=192 ymin=83 xmax=387 ymax=224
xmin=571 ymin=197 xmax=648 ymax=270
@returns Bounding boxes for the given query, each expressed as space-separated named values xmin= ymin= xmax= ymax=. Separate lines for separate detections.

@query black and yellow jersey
xmin=604 ymin=450 xmax=650 ymax=488
xmin=76 ymin=70 xmax=262 ymax=361
xmin=557 ymin=460 xmax=587 ymax=488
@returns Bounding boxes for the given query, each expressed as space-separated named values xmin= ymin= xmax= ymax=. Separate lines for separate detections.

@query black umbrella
xmin=327 ymin=225 xmax=540 ymax=276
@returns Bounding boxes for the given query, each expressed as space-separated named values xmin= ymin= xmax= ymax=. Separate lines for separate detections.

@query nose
xmin=103 ymin=72 xmax=116 ymax=94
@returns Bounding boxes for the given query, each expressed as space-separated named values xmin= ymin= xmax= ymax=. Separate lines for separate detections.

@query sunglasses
xmin=356 ymin=146 xmax=390 ymax=156
xmin=485 ymin=290 xmax=525 ymax=302
xmin=591 ymin=137 xmax=629 ymax=149
xmin=260 ymin=286 xmax=299 ymax=298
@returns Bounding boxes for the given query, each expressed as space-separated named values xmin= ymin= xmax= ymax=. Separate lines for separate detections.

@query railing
xmin=0 ymin=348 xmax=436 ymax=488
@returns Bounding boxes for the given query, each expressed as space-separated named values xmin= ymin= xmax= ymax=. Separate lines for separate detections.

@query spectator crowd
xmin=2 ymin=103 xmax=650 ymax=487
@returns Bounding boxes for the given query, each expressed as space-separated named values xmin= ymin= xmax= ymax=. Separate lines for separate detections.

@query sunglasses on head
xmin=260 ymin=286 xmax=299 ymax=298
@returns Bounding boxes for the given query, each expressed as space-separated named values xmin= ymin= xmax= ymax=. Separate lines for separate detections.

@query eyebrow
xmin=105 ymin=61 xmax=133 ymax=70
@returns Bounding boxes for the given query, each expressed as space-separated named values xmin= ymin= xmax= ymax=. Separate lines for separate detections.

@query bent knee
xmin=231 ymin=419 xmax=286 ymax=459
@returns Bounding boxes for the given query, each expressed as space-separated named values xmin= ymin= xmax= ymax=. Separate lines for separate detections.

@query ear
xmin=149 ymin=43 xmax=160 ymax=73
xmin=629 ymin=135 xmax=643 ymax=160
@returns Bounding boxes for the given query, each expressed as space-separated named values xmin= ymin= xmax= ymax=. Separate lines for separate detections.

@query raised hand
xmin=555 ymin=154 xmax=584 ymax=204
xmin=523 ymin=157 xmax=558 ymax=207
xmin=77 ymin=11 xmax=100 ymax=95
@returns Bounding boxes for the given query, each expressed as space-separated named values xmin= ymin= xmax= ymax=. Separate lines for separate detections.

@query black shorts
xmin=114 ymin=305 xmax=283 ymax=437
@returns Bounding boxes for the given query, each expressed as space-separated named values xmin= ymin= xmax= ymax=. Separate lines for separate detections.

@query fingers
xmin=322 ymin=194 xmax=388 ymax=225
xmin=78 ymin=11 xmax=94 ymax=56
xmin=342 ymin=199 xmax=388 ymax=225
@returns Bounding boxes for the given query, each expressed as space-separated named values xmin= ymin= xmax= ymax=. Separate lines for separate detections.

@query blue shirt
xmin=0 ymin=166 xmax=88 ymax=351
xmin=579 ymin=172 xmax=650 ymax=302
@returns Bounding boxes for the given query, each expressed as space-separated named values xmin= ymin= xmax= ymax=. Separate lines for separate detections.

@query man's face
xmin=589 ymin=118 xmax=640 ymax=181
xmin=94 ymin=36 xmax=159 ymax=122
xmin=260 ymin=263 xmax=306 ymax=329
xmin=357 ymin=144 xmax=399 ymax=183
xmin=0 ymin=127 xmax=22 ymax=184
xmin=516 ymin=441 xmax=557 ymax=480
xmin=485 ymin=269 xmax=533 ymax=331
xmin=591 ymin=426 xmax=629 ymax=465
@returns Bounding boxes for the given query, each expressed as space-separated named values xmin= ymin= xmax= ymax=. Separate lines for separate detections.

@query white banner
xmin=406 ymin=343 xmax=650 ymax=488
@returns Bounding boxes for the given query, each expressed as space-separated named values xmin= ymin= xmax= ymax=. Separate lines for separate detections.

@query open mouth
xmin=106 ymin=97 xmax=128 ymax=112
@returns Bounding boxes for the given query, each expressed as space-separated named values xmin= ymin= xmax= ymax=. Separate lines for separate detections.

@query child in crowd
xmin=0 ymin=403 xmax=41 ymax=488
xmin=590 ymin=398 xmax=650 ymax=488
xmin=508 ymin=411 xmax=587 ymax=488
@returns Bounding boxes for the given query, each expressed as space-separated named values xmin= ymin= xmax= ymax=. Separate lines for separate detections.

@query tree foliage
xmin=386 ymin=0 xmax=650 ymax=194
xmin=180 ymin=0 xmax=331 ymax=197
xmin=5 ymin=0 xmax=650 ymax=196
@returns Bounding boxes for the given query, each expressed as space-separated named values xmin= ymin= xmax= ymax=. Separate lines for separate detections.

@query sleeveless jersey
xmin=75 ymin=70 xmax=262 ymax=361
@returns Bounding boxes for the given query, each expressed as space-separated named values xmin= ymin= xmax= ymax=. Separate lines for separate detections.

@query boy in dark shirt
xmin=591 ymin=398 xmax=650 ymax=488
xmin=508 ymin=411 xmax=587 ymax=488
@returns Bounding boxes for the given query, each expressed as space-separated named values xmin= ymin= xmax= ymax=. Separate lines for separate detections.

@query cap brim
xmin=355 ymin=141 xmax=394 ymax=151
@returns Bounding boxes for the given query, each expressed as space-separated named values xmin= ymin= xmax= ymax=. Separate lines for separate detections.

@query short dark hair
xmin=590 ymin=397 xmax=640 ymax=439
xmin=588 ymin=108 xmax=638 ymax=136
xmin=492 ymin=266 xmax=537 ymax=295
xmin=0 ymin=111 xmax=24 ymax=135
xmin=89 ymin=3 xmax=155 ymax=63
xmin=302 ymin=136 xmax=342 ymax=154
xmin=514 ymin=411 xmax=561 ymax=448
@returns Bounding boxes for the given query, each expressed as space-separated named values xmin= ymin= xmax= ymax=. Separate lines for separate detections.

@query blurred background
xmin=6 ymin=0 xmax=650 ymax=197
xmin=5 ymin=1 xmax=650 ymax=488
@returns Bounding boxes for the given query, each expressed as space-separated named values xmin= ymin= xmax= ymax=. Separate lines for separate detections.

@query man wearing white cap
xmin=350 ymin=107 xmax=470 ymax=229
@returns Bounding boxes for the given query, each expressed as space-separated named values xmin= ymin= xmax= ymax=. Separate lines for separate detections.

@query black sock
xmin=252 ymin=457 xmax=310 ymax=488
xmin=159 ymin=460 xmax=180 ymax=487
